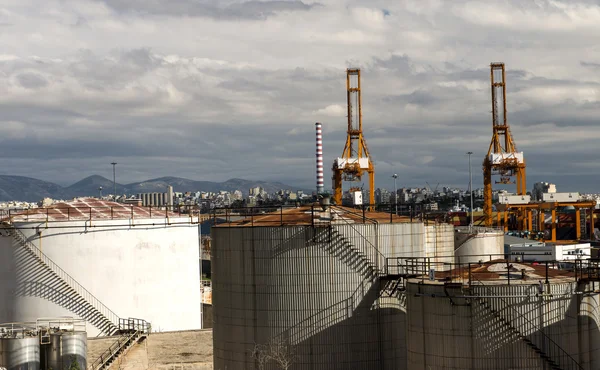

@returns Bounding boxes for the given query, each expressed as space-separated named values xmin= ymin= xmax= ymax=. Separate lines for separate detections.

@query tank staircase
xmin=279 ymin=208 xmax=391 ymax=345
xmin=88 ymin=318 xmax=151 ymax=370
xmin=7 ymin=225 xmax=120 ymax=336
xmin=473 ymin=283 xmax=584 ymax=370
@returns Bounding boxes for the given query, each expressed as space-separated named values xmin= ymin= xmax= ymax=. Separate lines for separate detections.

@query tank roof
xmin=410 ymin=260 xmax=579 ymax=286
xmin=213 ymin=205 xmax=427 ymax=227
xmin=3 ymin=198 xmax=189 ymax=222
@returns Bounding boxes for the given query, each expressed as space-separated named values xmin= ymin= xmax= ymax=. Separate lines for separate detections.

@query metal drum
xmin=0 ymin=337 xmax=40 ymax=370
xmin=46 ymin=332 xmax=87 ymax=370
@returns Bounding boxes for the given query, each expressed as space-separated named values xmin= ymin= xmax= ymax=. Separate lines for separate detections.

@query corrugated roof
xmin=4 ymin=198 xmax=189 ymax=222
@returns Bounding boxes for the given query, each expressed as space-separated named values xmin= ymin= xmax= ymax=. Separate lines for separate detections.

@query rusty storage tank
xmin=405 ymin=261 xmax=600 ymax=370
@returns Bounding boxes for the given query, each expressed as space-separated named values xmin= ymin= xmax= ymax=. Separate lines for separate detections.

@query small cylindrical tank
xmin=45 ymin=332 xmax=87 ymax=370
xmin=454 ymin=227 xmax=504 ymax=264
xmin=0 ymin=337 xmax=40 ymax=370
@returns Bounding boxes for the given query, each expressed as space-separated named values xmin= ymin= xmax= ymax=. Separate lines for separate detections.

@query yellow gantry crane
xmin=483 ymin=62 xmax=527 ymax=227
xmin=332 ymin=68 xmax=375 ymax=209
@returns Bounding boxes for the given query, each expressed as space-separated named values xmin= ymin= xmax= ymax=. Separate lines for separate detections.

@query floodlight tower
xmin=332 ymin=68 xmax=375 ymax=209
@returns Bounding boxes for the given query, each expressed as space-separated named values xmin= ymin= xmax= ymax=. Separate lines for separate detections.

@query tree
xmin=251 ymin=337 xmax=296 ymax=370
xmin=68 ymin=355 xmax=81 ymax=370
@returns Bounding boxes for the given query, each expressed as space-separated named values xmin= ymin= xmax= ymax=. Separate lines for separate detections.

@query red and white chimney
xmin=315 ymin=122 xmax=324 ymax=194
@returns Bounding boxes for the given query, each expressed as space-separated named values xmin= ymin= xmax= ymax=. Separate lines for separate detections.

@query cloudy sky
xmin=1 ymin=0 xmax=599 ymax=192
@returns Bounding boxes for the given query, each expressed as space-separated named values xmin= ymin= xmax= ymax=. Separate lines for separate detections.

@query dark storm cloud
xmin=98 ymin=0 xmax=319 ymax=19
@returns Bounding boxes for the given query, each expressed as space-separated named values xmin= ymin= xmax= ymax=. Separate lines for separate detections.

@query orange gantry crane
xmin=483 ymin=63 xmax=527 ymax=227
xmin=332 ymin=68 xmax=375 ymax=208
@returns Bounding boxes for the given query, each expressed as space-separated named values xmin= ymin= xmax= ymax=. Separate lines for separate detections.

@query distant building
xmin=137 ymin=185 xmax=174 ymax=207
xmin=532 ymin=182 xmax=557 ymax=201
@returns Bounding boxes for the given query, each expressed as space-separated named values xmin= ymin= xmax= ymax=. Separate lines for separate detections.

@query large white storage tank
xmin=0 ymin=199 xmax=202 ymax=336
xmin=454 ymin=226 xmax=504 ymax=264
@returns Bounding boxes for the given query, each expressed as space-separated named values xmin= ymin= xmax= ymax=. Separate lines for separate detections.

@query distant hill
xmin=0 ymin=175 xmax=308 ymax=202
xmin=67 ymin=175 xmax=127 ymax=197
xmin=0 ymin=175 xmax=71 ymax=202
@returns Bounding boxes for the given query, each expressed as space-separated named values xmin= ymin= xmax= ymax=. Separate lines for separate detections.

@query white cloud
xmin=314 ymin=104 xmax=346 ymax=117
xmin=0 ymin=0 xmax=599 ymax=192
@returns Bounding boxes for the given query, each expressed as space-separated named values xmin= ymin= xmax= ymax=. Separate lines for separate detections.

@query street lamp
xmin=111 ymin=162 xmax=117 ymax=200
xmin=392 ymin=174 xmax=398 ymax=216
xmin=467 ymin=152 xmax=474 ymax=228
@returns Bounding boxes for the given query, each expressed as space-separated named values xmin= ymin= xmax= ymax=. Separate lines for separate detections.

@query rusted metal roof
xmin=429 ymin=260 xmax=578 ymax=284
xmin=212 ymin=205 xmax=418 ymax=227
xmin=3 ymin=198 xmax=194 ymax=222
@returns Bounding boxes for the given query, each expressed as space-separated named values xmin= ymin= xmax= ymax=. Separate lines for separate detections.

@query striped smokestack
xmin=315 ymin=122 xmax=324 ymax=194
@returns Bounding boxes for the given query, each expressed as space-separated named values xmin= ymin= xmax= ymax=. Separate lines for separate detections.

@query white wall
xmin=1 ymin=218 xmax=201 ymax=336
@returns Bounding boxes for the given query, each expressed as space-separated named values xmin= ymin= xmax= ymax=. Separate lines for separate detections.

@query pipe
xmin=315 ymin=122 xmax=324 ymax=194
xmin=413 ymin=292 xmax=581 ymax=299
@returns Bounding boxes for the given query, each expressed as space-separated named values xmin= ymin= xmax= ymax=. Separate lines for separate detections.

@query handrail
xmin=8 ymin=226 xmax=120 ymax=335
xmin=282 ymin=271 xmax=373 ymax=345
xmin=1 ymin=205 xmax=203 ymax=223
xmin=472 ymin=275 xmax=584 ymax=370
xmin=280 ymin=223 xmax=382 ymax=344
xmin=88 ymin=329 xmax=141 ymax=370
xmin=330 ymin=205 xmax=379 ymax=224
xmin=329 ymin=207 xmax=386 ymax=274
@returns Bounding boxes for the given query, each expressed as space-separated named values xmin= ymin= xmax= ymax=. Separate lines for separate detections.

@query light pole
xmin=111 ymin=162 xmax=117 ymax=200
xmin=392 ymin=174 xmax=398 ymax=216
xmin=467 ymin=152 xmax=474 ymax=228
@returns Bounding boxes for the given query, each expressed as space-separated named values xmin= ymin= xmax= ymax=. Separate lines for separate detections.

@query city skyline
xmin=1 ymin=1 xmax=599 ymax=192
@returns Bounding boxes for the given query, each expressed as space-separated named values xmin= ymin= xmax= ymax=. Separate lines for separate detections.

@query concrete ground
xmin=88 ymin=329 xmax=213 ymax=369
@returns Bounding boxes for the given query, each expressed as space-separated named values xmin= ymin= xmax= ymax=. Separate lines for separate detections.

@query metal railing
xmin=280 ymin=214 xmax=385 ymax=344
xmin=9 ymin=226 xmax=120 ymax=335
xmin=384 ymin=256 xmax=594 ymax=287
xmin=211 ymin=205 xmax=319 ymax=227
xmin=118 ymin=317 xmax=151 ymax=333
xmin=1 ymin=205 xmax=206 ymax=223
xmin=88 ymin=318 xmax=150 ymax=370
xmin=330 ymin=206 xmax=386 ymax=274
xmin=473 ymin=276 xmax=584 ymax=370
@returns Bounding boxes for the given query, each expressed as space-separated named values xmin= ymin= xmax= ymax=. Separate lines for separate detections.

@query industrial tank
xmin=405 ymin=270 xmax=600 ymax=370
xmin=45 ymin=331 xmax=87 ymax=370
xmin=454 ymin=226 xmax=504 ymax=263
xmin=0 ymin=337 xmax=40 ymax=370
xmin=0 ymin=198 xmax=202 ymax=336
xmin=212 ymin=224 xmax=407 ymax=370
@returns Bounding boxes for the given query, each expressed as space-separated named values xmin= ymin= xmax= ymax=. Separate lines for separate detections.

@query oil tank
xmin=0 ymin=337 xmax=40 ymax=370
xmin=212 ymin=225 xmax=406 ymax=370
xmin=45 ymin=331 xmax=87 ymax=370
xmin=454 ymin=227 xmax=504 ymax=264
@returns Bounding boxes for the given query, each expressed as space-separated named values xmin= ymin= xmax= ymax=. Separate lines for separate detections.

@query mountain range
xmin=0 ymin=175 xmax=308 ymax=202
